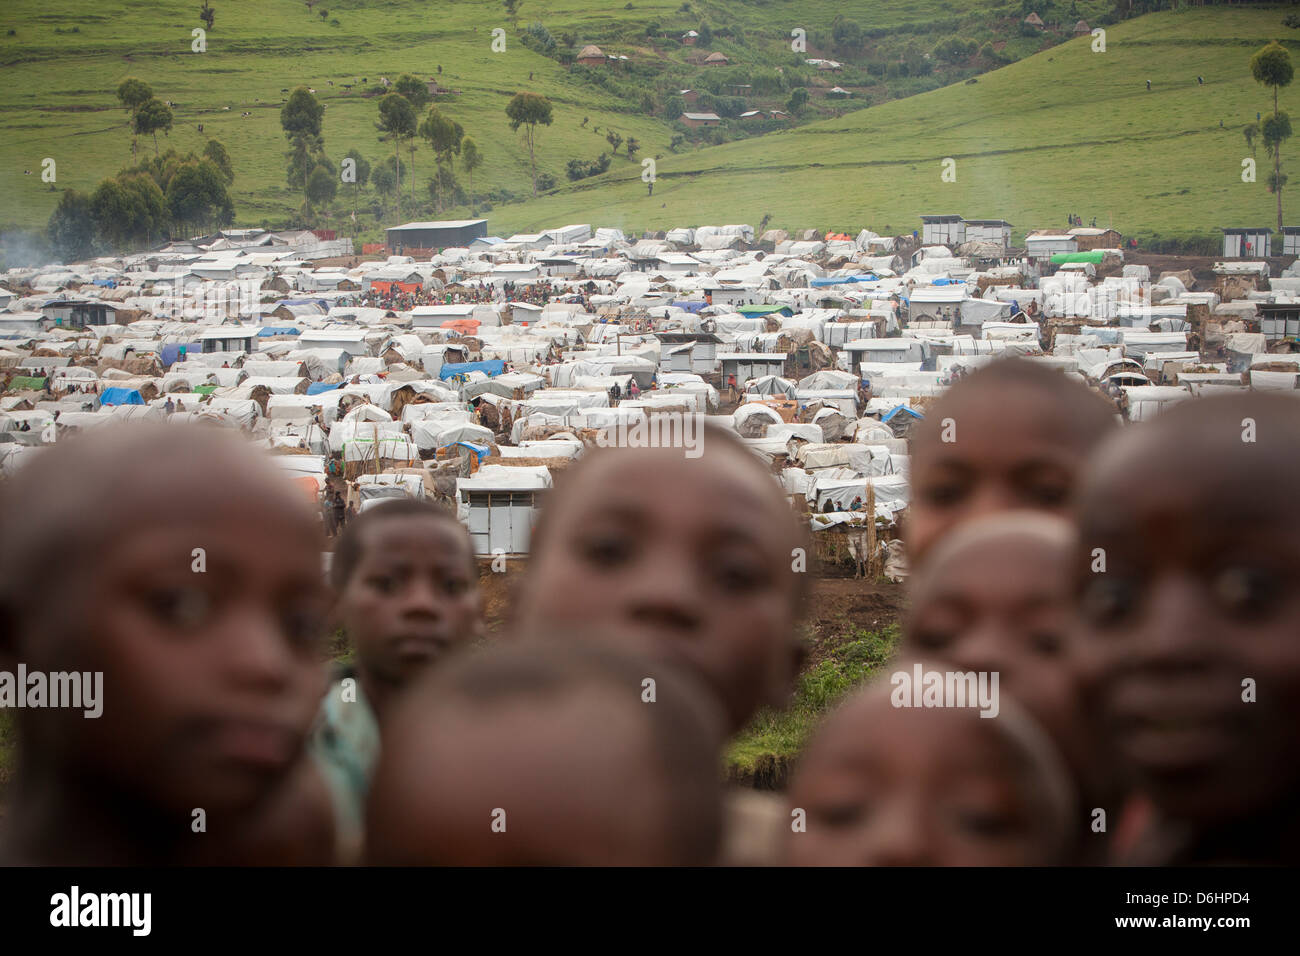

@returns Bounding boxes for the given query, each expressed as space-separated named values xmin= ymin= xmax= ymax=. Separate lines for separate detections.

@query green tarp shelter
xmin=6 ymin=376 xmax=46 ymax=391
xmin=1050 ymin=251 xmax=1105 ymax=265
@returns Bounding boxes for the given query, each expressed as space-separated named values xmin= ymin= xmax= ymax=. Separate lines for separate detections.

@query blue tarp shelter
xmin=443 ymin=441 xmax=490 ymax=462
xmin=672 ymin=300 xmax=709 ymax=313
xmin=99 ymin=387 xmax=145 ymax=406
xmin=439 ymin=359 xmax=506 ymax=382
xmin=160 ymin=342 xmax=202 ymax=368
xmin=306 ymin=381 xmax=342 ymax=396
xmin=258 ymin=326 xmax=301 ymax=337
xmin=882 ymin=404 xmax=924 ymax=423
xmin=809 ymin=274 xmax=878 ymax=287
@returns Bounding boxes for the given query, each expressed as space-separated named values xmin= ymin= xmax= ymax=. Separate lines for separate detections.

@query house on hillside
xmin=681 ymin=111 xmax=721 ymax=128
xmin=680 ymin=89 xmax=700 ymax=105
xmin=920 ymin=214 xmax=965 ymax=246
xmin=740 ymin=110 xmax=764 ymax=121
xmin=1067 ymin=227 xmax=1122 ymax=250
xmin=39 ymin=299 xmax=120 ymax=330
xmin=1282 ymin=226 xmax=1300 ymax=256
xmin=681 ymin=30 xmax=698 ymax=46
xmin=577 ymin=45 xmax=606 ymax=66
xmin=769 ymin=109 xmax=791 ymax=121
xmin=703 ymin=51 xmax=729 ymax=67
xmin=1024 ymin=12 xmax=1045 ymax=29
xmin=1025 ymin=232 xmax=1078 ymax=260
xmin=386 ymin=219 xmax=488 ymax=252
xmin=1074 ymin=20 xmax=1091 ymax=36
xmin=826 ymin=86 xmax=852 ymax=99
xmin=1221 ymin=227 xmax=1272 ymax=258
xmin=962 ymin=219 xmax=1013 ymax=251
xmin=726 ymin=83 xmax=752 ymax=96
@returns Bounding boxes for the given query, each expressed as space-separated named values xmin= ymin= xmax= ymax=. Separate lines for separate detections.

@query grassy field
xmin=3 ymin=0 xmax=1119 ymax=245
xmin=478 ymin=6 xmax=1300 ymax=243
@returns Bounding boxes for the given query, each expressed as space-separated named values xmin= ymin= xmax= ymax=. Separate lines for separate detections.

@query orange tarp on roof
xmin=440 ymin=319 xmax=481 ymax=335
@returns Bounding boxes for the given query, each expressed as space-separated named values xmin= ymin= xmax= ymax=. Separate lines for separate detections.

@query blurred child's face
xmin=786 ymin=694 xmax=1064 ymax=866
xmin=18 ymin=465 xmax=329 ymax=817
xmin=338 ymin=515 xmax=482 ymax=687
xmin=907 ymin=525 xmax=1097 ymax=789
xmin=517 ymin=446 xmax=802 ymax=731
xmin=1076 ymin=428 xmax=1300 ymax=823
xmin=908 ymin=385 xmax=1094 ymax=561
xmin=370 ymin=693 xmax=680 ymax=865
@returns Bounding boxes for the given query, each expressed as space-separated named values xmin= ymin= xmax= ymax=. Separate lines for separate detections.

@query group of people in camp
xmin=0 ymin=358 xmax=1297 ymax=867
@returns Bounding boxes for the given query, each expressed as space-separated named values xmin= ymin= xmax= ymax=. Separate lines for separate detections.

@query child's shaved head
xmin=907 ymin=359 xmax=1117 ymax=564
xmin=1075 ymin=393 xmax=1300 ymax=846
xmin=366 ymin=642 xmax=727 ymax=865
xmin=785 ymin=675 xmax=1075 ymax=866
xmin=514 ymin=423 xmax=810 ymax=733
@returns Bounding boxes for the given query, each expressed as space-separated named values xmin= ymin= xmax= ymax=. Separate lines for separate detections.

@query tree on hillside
xmin=504 ymin=0 xmax=523 ymax=27
xmin=605 ymin=129 xmax=623 ymax=155
xmin=1252 ymin=41 xmax=1294 ymax=232
xmin=116 ymin=77 xmax=153 ymax=112
xmin=286 ymin=131 xmax=327 ymax=189
xmin=342 ymin=148 xmax=371 ymax=218
xmin=625 ymin=136 xmax=639 ymax=159
xmin=506 ymin=92 xmax=553 ymax=198
xmin=90 ymin=173 xmax=167 ymax=250
xmin=281 ymin=87 xmax=324 ymax=139
xmin=199 ymin=1 xmax=215 ymax=30
xmin=133 ymin=98 xmax=174 ymax=156
xmin=116 ymin=78 xmax=154 ymax=159
xmin=460 ymin=137 xmax=483 ymax=215
xmin=420 ymin=106 xmax=464 ymax=214
xmin=47 ymin=189 xmax=96 ymax=263
xmin=166 ymin=160 xmax=235 ymax=237
xmin=394 ymin=74 xmax=431 ymax=110
xmin=372 ymin=155 xmax=405 ymax=216
xmin=786 ymin=87 xmax=808 ymax=113
xmin=203 ymin=139 xmax=234 ymax=185
xmin=377 ymin=93 xmax=417 ymax=219
xmin=305 ymin=163 xmax=338 ymax=223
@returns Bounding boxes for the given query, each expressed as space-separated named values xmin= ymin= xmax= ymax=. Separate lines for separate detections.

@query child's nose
xmin=952 ymin=623 xmax=1009 ymax=675
xmin=222 ymin=607 xmax=298 ymax=688
xmin=399 ymin=578 xmax=444 ymax=617
xmin=859 ymin=799 xmax=933 ymax=866
xmin=1131 ymin=575 xmax=1215 ymax=665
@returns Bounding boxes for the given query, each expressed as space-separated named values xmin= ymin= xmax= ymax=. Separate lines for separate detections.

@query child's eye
xmin=714 ymin=559 xmax=765 ymax=593
xmin=954 ymin=809 xmax=1020 ymax=839
xmin=148 ymin=588 xmax=211 ymax=630
xmin=1028 ymin=630 xmax=1063 ymax=656
xmin=367 ymin=574 xmax=398 ymax=595
xmin=1212 ymin=566 xmax=1281 ymax=620
xmin=921 ymin=481 xmax=967 ymax=507
xmin=1023 ymin=481 xmax=1069 ymax=509
xmin=1080 ymin=577 xmax=1140 ymax=629
xmin=578 ymin=534 xmax=631 ymax=566
xmin=441 ymin=577 xmax=471 ymax=597
xmin=813 ymin=802 xmax=866 ymax=828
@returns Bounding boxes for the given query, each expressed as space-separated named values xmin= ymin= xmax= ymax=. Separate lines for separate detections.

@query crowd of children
xmin=0 ymin=359 xmax=1296 ymax=866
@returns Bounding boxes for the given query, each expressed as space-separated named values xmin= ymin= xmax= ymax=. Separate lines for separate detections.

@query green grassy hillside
xmin=0 ymin=2 xmax=1292 ymax=247
xmin=486 ymin=6 xmax=1300 ymax=243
